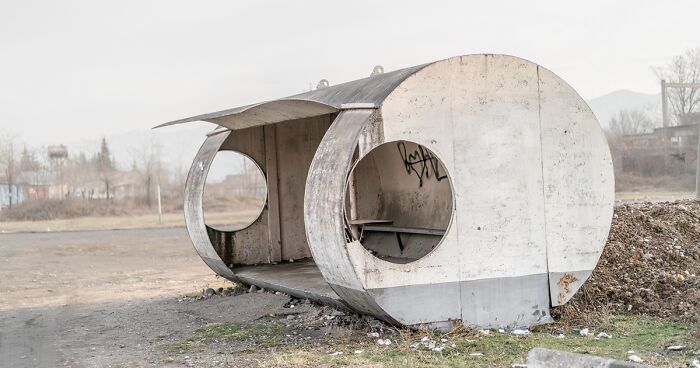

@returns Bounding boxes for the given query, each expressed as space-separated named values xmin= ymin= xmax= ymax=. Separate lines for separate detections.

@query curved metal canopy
xmin=156 ymin=63 xmax=428 ymax=130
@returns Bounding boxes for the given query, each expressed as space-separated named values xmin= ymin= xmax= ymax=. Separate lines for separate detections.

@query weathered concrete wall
xmin=217 ymin=126 xmax=270 ymax=265
xmin=201 ymin=116 xmax=333 ymax=266
xmin=274 ymin=115 xmax=332 ymax=261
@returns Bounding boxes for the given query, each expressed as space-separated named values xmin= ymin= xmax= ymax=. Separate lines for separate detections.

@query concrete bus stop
xmin=159 ymin=54 xmax=614 ymax=330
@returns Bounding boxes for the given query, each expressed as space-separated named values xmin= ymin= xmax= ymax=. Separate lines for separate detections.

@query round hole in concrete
xmin=344 ymin=140 xmax=454 ymax=264
xmin=203 ymin=150 xmax=267 ymax=232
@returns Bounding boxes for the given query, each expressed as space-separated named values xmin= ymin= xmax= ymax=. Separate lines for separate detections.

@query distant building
xmin=621 ymin=122 xmax=699 ymax=175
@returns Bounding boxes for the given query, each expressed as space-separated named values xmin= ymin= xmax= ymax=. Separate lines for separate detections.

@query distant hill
xmin=586 ymin=90 xmax=661 ymax=128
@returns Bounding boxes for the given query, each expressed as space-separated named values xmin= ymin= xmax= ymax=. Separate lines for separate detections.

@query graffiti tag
xmin=397 ymin=142 xmax=447 ymax=187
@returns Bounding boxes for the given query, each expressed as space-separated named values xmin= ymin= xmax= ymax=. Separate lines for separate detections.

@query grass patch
xmin=266 ymin=316 xmax=699 ymax=367
xmin=161 ymin=322 xmax=289 ymax=354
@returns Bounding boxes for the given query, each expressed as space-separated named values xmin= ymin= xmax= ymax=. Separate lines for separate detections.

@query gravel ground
xmin=0 ymin=229 xmax=290 ymax=367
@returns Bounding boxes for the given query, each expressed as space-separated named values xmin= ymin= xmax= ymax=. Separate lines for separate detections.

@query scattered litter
xmin=469 ymin=352 xmax=484 ymax=356
xmin=328 ymin=352 xmax=343 ymax=356
xmin=478 ymin=329 xmax=491 ymax=336
xmin=627 ymin=350 xmax=635 ymax=354
xmin=666 ymin=345 xmax=685 ymax=351
xmin=368 ymin=332 xmax=379 ymax=338
xmin=376 ymin=338 xmax=391 ymax=346
xmin=595 ymin=332 xmax=611 ymax=339
xmin=553 ymin=334 xmax=565 ymax=339
xmin=432 ymin=345 xmax=446 ymax=352
xmin=440 ymin=338 xmax=448 ymax=342
xmin=628 ymin=354 xmax=644 ymax=363
xmin=353 ymin=350 xmax=364 ymax=354
xmin=511 ymin=328 xmax=530 ymax=336
xmin=511 ymin=364 xmax=527 ymax=368
xmin=421 ymin=336 xmax=429 ymax=342
xmin=498 ymin=328 xmax=506 ymax=333
xmin=691 ymin=359 xmax=699 ymax=368
xmin=579 ymin=328 xmax=589 ymax=337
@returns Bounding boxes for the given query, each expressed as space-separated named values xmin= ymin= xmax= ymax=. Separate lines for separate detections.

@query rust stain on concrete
xmin=557 ymin=273 xmax=578 ymax=305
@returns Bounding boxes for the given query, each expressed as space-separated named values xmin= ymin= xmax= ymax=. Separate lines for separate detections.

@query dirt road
xmin=0 ymin=228 xmax=296 ymax=367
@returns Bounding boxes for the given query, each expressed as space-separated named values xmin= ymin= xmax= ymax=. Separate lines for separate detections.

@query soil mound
xmin=554 ymin=200 xmax=700 ymax=325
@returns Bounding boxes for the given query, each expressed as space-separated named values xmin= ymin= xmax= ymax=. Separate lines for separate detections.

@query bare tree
xmin=607 ymin=108 xmax=655 ymax=144
xmin=654 ymin=48 xmax=700 ymax=125
xmin=130 ymin=136 xmax=163 ymax=208
xmin=95 ymin=137 xmax=115 ymax=200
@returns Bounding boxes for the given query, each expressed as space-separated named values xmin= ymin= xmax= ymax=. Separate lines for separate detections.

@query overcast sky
xmin=1 ymin=0 xmax=699 ymax=146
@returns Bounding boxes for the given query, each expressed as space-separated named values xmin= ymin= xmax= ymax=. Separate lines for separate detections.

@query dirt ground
xmin=0 ymin=228 xmax=356 ymax=368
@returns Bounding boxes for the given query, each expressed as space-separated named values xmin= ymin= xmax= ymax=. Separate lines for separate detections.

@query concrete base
xmin=235 ymin=259 xmax=345 ymax=309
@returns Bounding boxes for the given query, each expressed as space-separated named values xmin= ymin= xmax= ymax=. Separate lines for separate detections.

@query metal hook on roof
xmin=316 ymin=79 xmax=330 ymax=89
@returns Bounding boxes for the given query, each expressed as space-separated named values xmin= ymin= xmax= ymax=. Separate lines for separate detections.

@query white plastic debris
xmin=440 ymin=338 xmax=448 ymax=343
xmin=498 ymin=328 xmax=506 ymax=333
xmin=328 ymin=352 xmax=343 ymax=356
xmin=579 ymin=328 xmax=589 ymax=337
xmin=666 ymin=345 xmax=685 ymax=351
xmin=353 ymin=350 xmax=364 ymax=355
xmin=432 ymin=345 xmax=446 ymax=352
xmin=511 ymin=329 xmax=530 ymax=336
xmin=368 ymin=332 xmax=379 ymax=338
xmin=421 ymin=336 xmax=430 ymax=342
xmin=376 ymin=338 xmax=391 ymax=346
xmin=595 ymin=332 xmax=612 ymax=339
xmin=478 ymin=329 xmax=491 ymax=336
xmin=511 ymin=364 xmax=528 ymax=368
xmin=469 ymin=352 xmax=484 ymax=356
xmin=627 ymin=350 xmax=635 ymax=354
xmin=628 ymin=355 xmax=644 ymax=363
xmin=691 ymin=359 xmax=700 ymax=368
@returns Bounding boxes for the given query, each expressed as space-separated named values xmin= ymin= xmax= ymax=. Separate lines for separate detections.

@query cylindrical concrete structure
xmin=163 ymin=54 xmax=614 ymax=329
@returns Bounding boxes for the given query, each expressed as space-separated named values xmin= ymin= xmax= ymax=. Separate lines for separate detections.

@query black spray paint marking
xmin=397 ymin=141 xmax=447 ymax=187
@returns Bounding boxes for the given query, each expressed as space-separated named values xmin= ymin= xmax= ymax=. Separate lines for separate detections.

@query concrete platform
xmin=235 ymin=259 xmax=345 ymax=309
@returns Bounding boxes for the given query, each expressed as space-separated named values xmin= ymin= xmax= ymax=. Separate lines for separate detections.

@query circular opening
xmin=203 ymin=150 xmax=267 ymax=232
xmin=344 ymin=140 xmax=453 ymax=264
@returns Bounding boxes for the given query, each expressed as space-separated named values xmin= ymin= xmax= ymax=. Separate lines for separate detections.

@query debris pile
xmin=554 ymin=200 xmax=700 ymax=325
